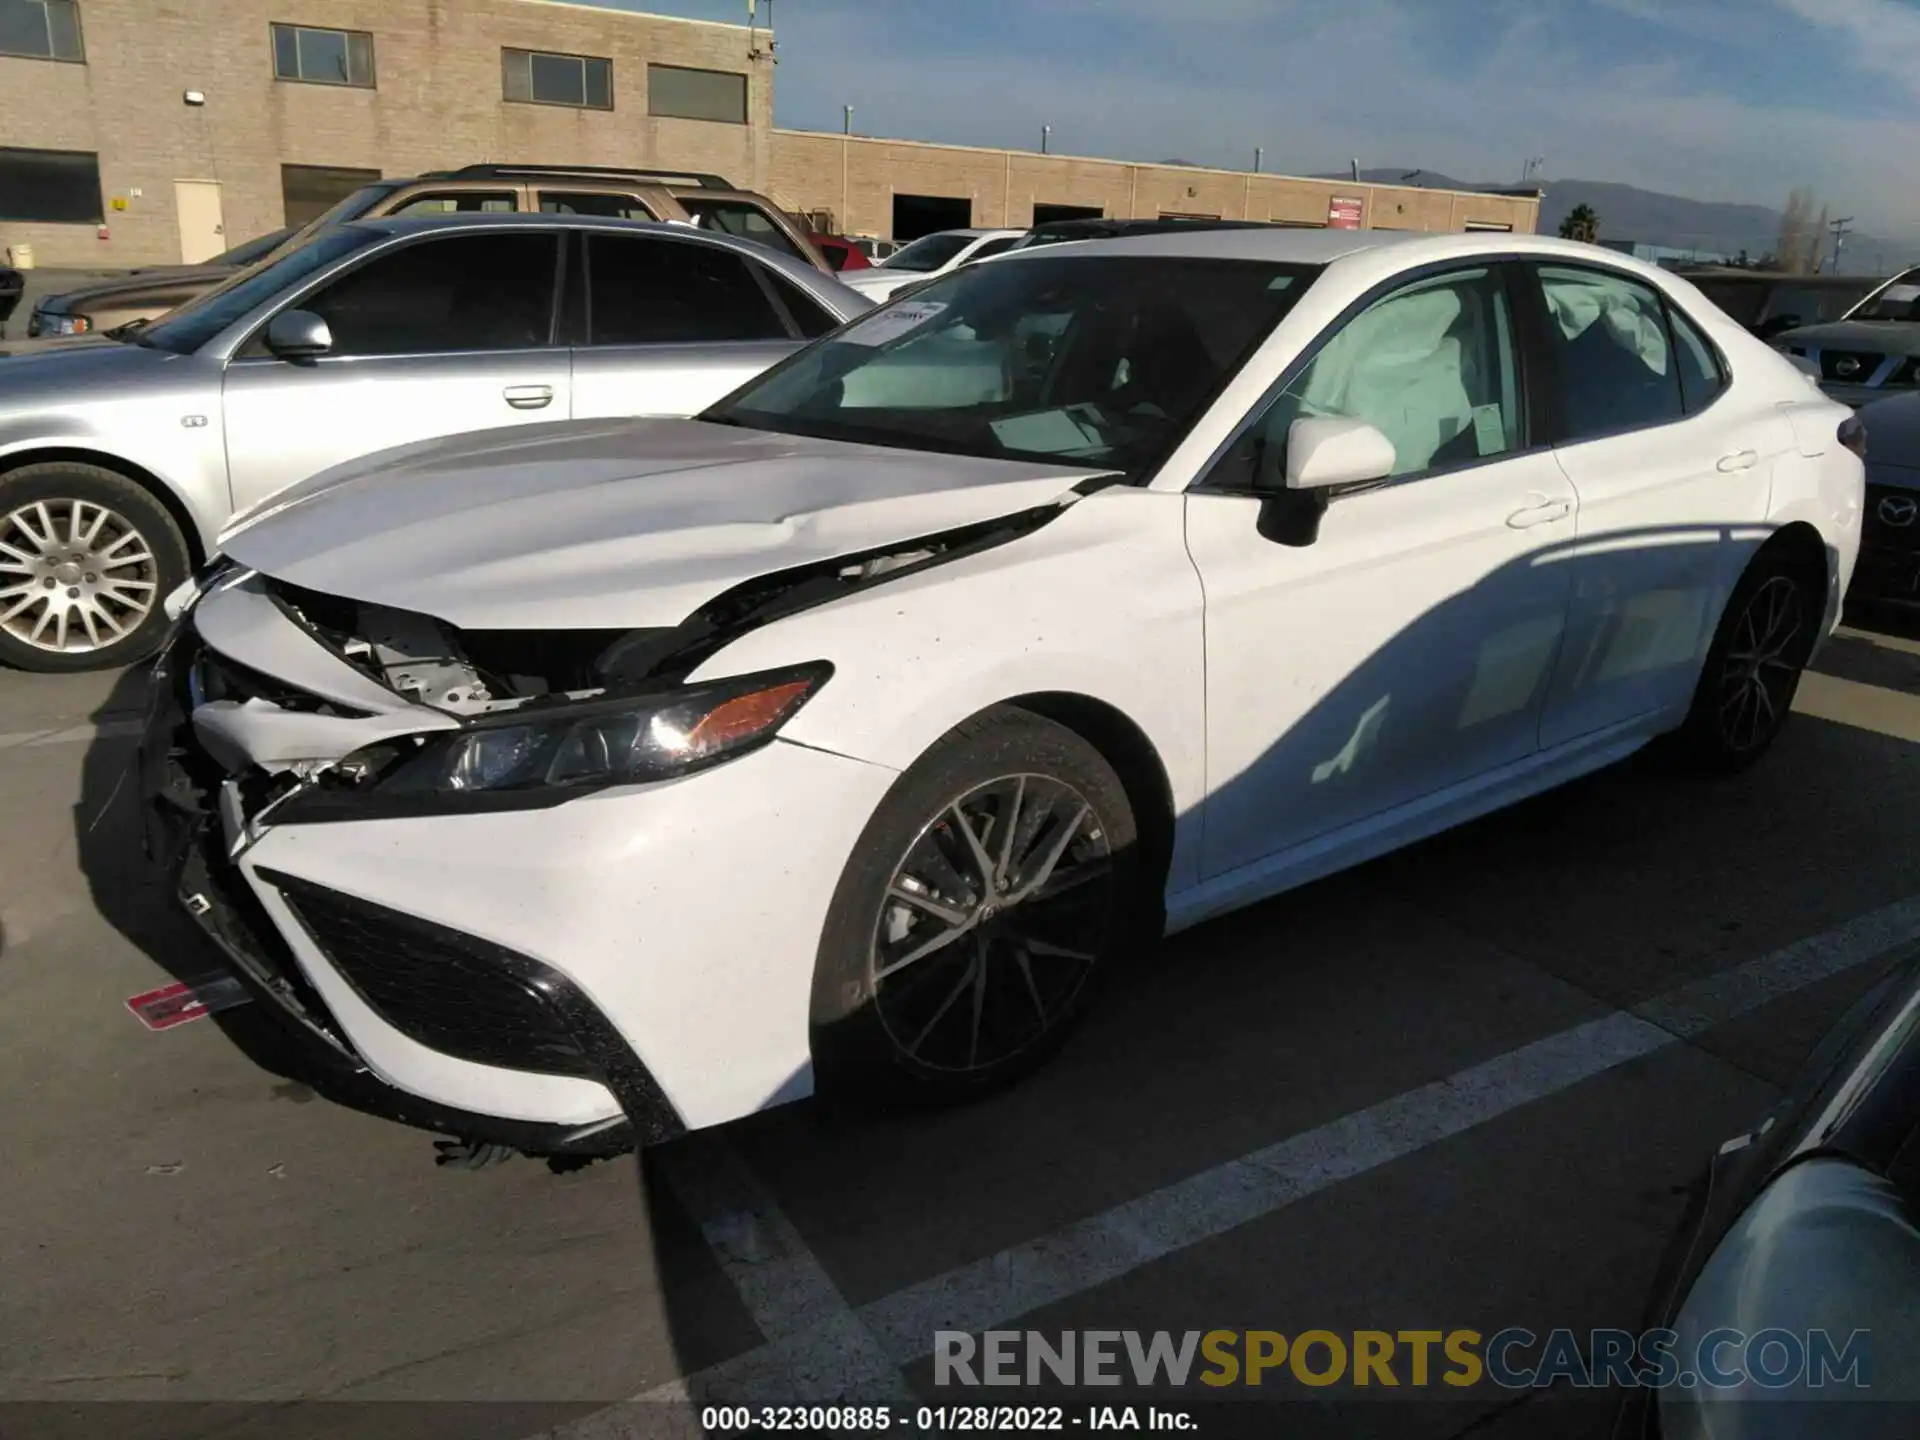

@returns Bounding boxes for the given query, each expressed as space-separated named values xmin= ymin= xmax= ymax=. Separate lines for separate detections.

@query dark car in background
xmin=1618 ymin=951 xmax=1920 ymax=1437
xmin=1768 ymin=266 xmax=1920 ymax=408
xmin=27 ymin=228 xmax=293 ymax=337
xmin=1843 ymin=392 xmax=1920 ymax=612
xmin=1679 ymin=267 xmax=1883 ymax=342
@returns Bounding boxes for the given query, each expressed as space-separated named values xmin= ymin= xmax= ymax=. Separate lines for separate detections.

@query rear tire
xmin=810 ymin=706 xmax=1141 ymax=1103
xmin=0 ymin=463 xmax=189 ymax=673
xmin=1669 ymin=549 xmax=1822 ymax=773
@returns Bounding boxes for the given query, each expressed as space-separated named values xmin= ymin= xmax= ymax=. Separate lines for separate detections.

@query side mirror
xmin=265 ymin=309 xmax=333 ymax=362
xmin=1254 ymin=416 xmax=1396 ymax=548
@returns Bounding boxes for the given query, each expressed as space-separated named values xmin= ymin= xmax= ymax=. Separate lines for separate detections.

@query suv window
xmin=585 ymin=233 xmax=787 ymax=345
xmin=539 ymin=190 xmax=659 ymax=221
xmin=1535 ymin=265 xmax=1683 ymax=440
xmin=389 ymin=190 xmax=516 ymax=216
xmin=1223 ymin=266 xmax=1521 ymax=482
xmin=765 ymin=271 xmax=841 ymax=339
xmin=297 ymin=233 xmax=560 ymax=356
xmin=970 ymin=236 xmax=1021 ymax=262
xmin=678 ymin=198 xmax=806 ymax=262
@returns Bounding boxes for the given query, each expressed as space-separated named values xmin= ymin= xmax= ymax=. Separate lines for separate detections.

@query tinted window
xmin=0 ymin=0 xmax=81 ymax=60
xmin=766 ymin=271 xmax=841 ymax=339
xmin=1670 ymin=307 xmax=1726 ymax=414
xmin=270 ymin=23 xmax=373 ymax=86
xmin=586 ymin=234 xmax=786 ymax=345
xmin=142 ymin=226 xmax=381 ymax=354
xmin=970 ymin=236 xmax=1021 ymax=262
xmin=539 ymin=191 xmax=657 ymax=221
xmin=1225 ymin=266 xmax=1521 ymax=483
xmin=883 ymin=232 xmax=972 ymax=274
xmin=299 ymin=233 xmax=560 ymax=356
xmin=0 ymin=146 xmax=100 ymax=223
xmin=280 ymin=163 xmax=382 ymax=228
xmin=679 ymin=199 xmax=805 ymax=261
xmin=648 ymin=63 xmax=747 ymax=124
xmin=1536 ymin=265 xmax=1683 ymax=440
xmin=709 ymin=256 xmax=1318 ymax=480
xmin=503 ymin=47 xmax=611 ymax=109
xmin=389 ymin=190 xmax=516 ymax=217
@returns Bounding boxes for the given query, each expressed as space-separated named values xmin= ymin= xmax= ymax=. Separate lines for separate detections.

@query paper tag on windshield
xmin=839 ymin=300 xmax=947 ymax=347
xmin=1472 ymin=404 xmax=1506 ymax=455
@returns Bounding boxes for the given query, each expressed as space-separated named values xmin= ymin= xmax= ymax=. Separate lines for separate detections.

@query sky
xmin=589 ymin=0 xmax=1920 ymax=238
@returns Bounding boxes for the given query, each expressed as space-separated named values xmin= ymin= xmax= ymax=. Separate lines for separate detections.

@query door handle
xmin=1717 ymin=449 xmax=1759 ymax=472
xmin=504 ymin=384 xmax=554 ymax=410
xmin=1506 ymin=495 xmax=1571 ymax=529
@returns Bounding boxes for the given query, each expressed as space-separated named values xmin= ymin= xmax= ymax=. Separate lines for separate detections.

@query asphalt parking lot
xmin=5 ymin=614 xmax=1920 ymax=1440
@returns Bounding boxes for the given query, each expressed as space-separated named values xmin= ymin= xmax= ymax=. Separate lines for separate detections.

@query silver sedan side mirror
xmin=264 ymin=309 xmax=333 ymax=362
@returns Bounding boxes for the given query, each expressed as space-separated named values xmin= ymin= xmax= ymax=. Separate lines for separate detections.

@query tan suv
xmin=29 ymin=165 xmax=829 ymax=338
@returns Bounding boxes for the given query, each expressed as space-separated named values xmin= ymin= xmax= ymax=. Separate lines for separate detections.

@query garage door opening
xmin=892 ymin=193 xmax=971 ymax=242
xmin=1033 ymin=203 xmax=1103 ymax=224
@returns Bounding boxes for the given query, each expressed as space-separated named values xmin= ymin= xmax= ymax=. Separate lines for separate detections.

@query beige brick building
xmin=0 ymin=0 xmax=1537 ymax=270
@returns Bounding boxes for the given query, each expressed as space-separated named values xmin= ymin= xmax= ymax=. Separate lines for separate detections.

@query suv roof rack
xmin=429 ymin=163 xmax=736 ymax=190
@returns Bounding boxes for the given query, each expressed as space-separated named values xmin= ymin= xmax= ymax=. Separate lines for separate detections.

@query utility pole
xmin=1041 ymin=124 xmax=1052 ymax=155
xmin=842 ymin=104 xmax=853 ymax=134
xmin=1827 ymin=216 xmax=1854 ymax=274
xmin=1253 ymin=146 xmax=1263 ymax=173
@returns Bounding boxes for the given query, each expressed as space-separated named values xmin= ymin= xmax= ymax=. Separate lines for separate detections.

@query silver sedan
xmin=0 ymin=214 xmax=870 ymax=672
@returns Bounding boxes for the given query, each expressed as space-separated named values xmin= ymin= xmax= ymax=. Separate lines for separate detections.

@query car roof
xmin=997 ymin=227 xmax=1684 ymax=271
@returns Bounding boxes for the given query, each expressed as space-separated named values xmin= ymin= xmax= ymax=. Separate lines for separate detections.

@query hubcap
xmin=870 ymin=773 xmax=1115 ymax=1074
xmin=0 ymin=499 xmax=159 ymax=654
xmin=1718 ymin=574 xmax=1805 ymax=754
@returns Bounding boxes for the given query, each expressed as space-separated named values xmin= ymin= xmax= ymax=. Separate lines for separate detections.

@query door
xmin=1526 ymin=263 xmax=1781 ymax=749
xmin=174 ymin=180 xmax=225 ymax=264
xmin=220 ymin=230 xmax=570 ymax=512
xmin=569 ymin=231 xmax=803 ymax=420
xmin=1185 ymin=263 xmax=1578 ymax=879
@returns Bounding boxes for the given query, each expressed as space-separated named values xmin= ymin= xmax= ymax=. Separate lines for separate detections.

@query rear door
xmin=220 ymin=230 xmax=570 ymax=511
xmin=568 ymin=231 xmax=806 ymax=419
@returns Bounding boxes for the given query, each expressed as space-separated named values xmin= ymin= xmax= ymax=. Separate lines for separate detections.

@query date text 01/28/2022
xmin=699 ymin=1405 xmax=1197 ymax=1431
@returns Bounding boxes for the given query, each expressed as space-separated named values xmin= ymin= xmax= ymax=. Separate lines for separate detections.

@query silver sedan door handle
xmin=1506 ymin=494 xmax=1572 ymax=529
xmin=504 ymin=384 xmax=554 ymax=410
xmin=1717 ymin=449 xmax=1759 ymax=473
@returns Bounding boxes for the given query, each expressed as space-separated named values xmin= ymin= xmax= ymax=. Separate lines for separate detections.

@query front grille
xmin=1864 ymin=485 xmax=1920 ymax=555
xmin=1821 ymin=350 xmax=1886 ymax=385
xmin=268 ymin=875 xmax=595 ymax=1080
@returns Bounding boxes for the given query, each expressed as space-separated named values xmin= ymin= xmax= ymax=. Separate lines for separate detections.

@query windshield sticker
xmin=838 ymin=300 xmax=949 ymax=347
xmin=1471 ymin=404 xmax=1506 ymax=456
xmin=989 ymin=406 xmax=1107 ymax=455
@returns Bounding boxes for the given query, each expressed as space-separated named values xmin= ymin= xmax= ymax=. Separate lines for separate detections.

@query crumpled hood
xmin=1774 ymin=319 xmax=1920 ymax=355
xmin=220 ymin=417 xmax=1106 ymax=630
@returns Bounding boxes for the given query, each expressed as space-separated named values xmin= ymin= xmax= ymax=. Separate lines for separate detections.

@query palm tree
xmin=1558 ymin=204 xmax=1601 ymax=243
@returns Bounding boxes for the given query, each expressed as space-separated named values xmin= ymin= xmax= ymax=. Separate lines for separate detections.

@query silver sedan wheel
xmin=869 ymin=773 xmax=1115 ymax=1074
xmin=0 ymin=498 xmax=160 ymax=654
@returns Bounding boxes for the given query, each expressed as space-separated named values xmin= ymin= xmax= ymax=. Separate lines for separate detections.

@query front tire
xmin=0 ymin=463 xmax=189 ymax=673
xmin=810 ymin=706 xmax=1141 ymax=1101
xmin=1671 ymin=549 xmax=1822 ymax=773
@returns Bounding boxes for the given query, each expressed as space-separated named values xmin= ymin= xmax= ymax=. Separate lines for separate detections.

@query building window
xmin=503 ymin=47 xmax=612 ymax=109
xmin=0 ymin=146 xmax=102 ymax=222
xmin=270 ymin=22 xmax=373 ymax=87
xmin=281 ymin=163 xmax=381 ymax=227
xmin=0 ymin=0 xmax=83 ymax=61
xmin=1465 ymin=221 xmax=1514 ymax=233
xmin=648 ymin=63 xmax=746 ymax=124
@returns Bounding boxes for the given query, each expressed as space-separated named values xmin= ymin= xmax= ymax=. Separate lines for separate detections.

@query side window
xmin=677 ymin=199 xmax=807 ymax=262
xmin=585 ymin=234 xmax=787 ymax=345
xmin=970 ymin=236 xmax=1020 ymax=262
xmin=1239 ymin=267 xmax=1522 ymax=482
xmin=764 ymin=270 xmax=842 ymax=339
xmin=539 ymin=190 xmax=659 ymax=221
xmin=388 ymin=190 xmax=516 ymax=216
xmin=1669 ymin=306 xmax=1726 ymax=414
xmin=296 ymin=234 xmax=559 ymax=356
xmin=1535 ymin=265 xmax=1683 ymax=440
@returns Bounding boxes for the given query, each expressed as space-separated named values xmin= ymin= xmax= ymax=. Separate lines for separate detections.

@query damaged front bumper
xmin=138 ymin=580 xmax=899 ymax=1143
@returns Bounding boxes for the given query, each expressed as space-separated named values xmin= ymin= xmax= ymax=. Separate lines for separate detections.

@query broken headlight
xmin=276 ymin=664 xmax=831 ymax=821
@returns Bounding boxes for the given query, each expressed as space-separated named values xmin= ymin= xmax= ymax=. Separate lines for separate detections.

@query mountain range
xmin=1319 ymin=169 xmax=1917 ymax=275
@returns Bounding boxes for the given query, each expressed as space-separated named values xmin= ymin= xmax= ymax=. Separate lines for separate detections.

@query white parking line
xmin=587 ymin=890 xmax=1920 ymax=1415
xmin=1793 ymin=671 xmax=1920 ymax=744
xmin=0 ymin=718 xmax=144 ymax=751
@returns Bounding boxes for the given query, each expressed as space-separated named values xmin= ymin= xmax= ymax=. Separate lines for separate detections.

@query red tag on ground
xmin=125 ymin=975 xmax=250 ymax=1031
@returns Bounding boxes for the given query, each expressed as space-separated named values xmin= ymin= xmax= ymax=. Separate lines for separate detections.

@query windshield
xmin=882 ymin=232 xmax=974 ymax=273
xmin=259 ymin=182 xmax=404 ymax=265
xmin=1848 ymin=268 xmax=1920 ymax=323
xmin=209 ymin=228 xmax=293 ymax=268
xmin=138 ymin=226 xmax=383 ymax=354
xmin=705 ymin=255 xmax=1321 ymax=480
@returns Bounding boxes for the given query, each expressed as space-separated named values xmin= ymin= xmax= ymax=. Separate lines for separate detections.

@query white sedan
xmin=143 ymin=229 xmax=1863 ymax=1158
xmin=839 ymin=227 xmax=1028 ymax=303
